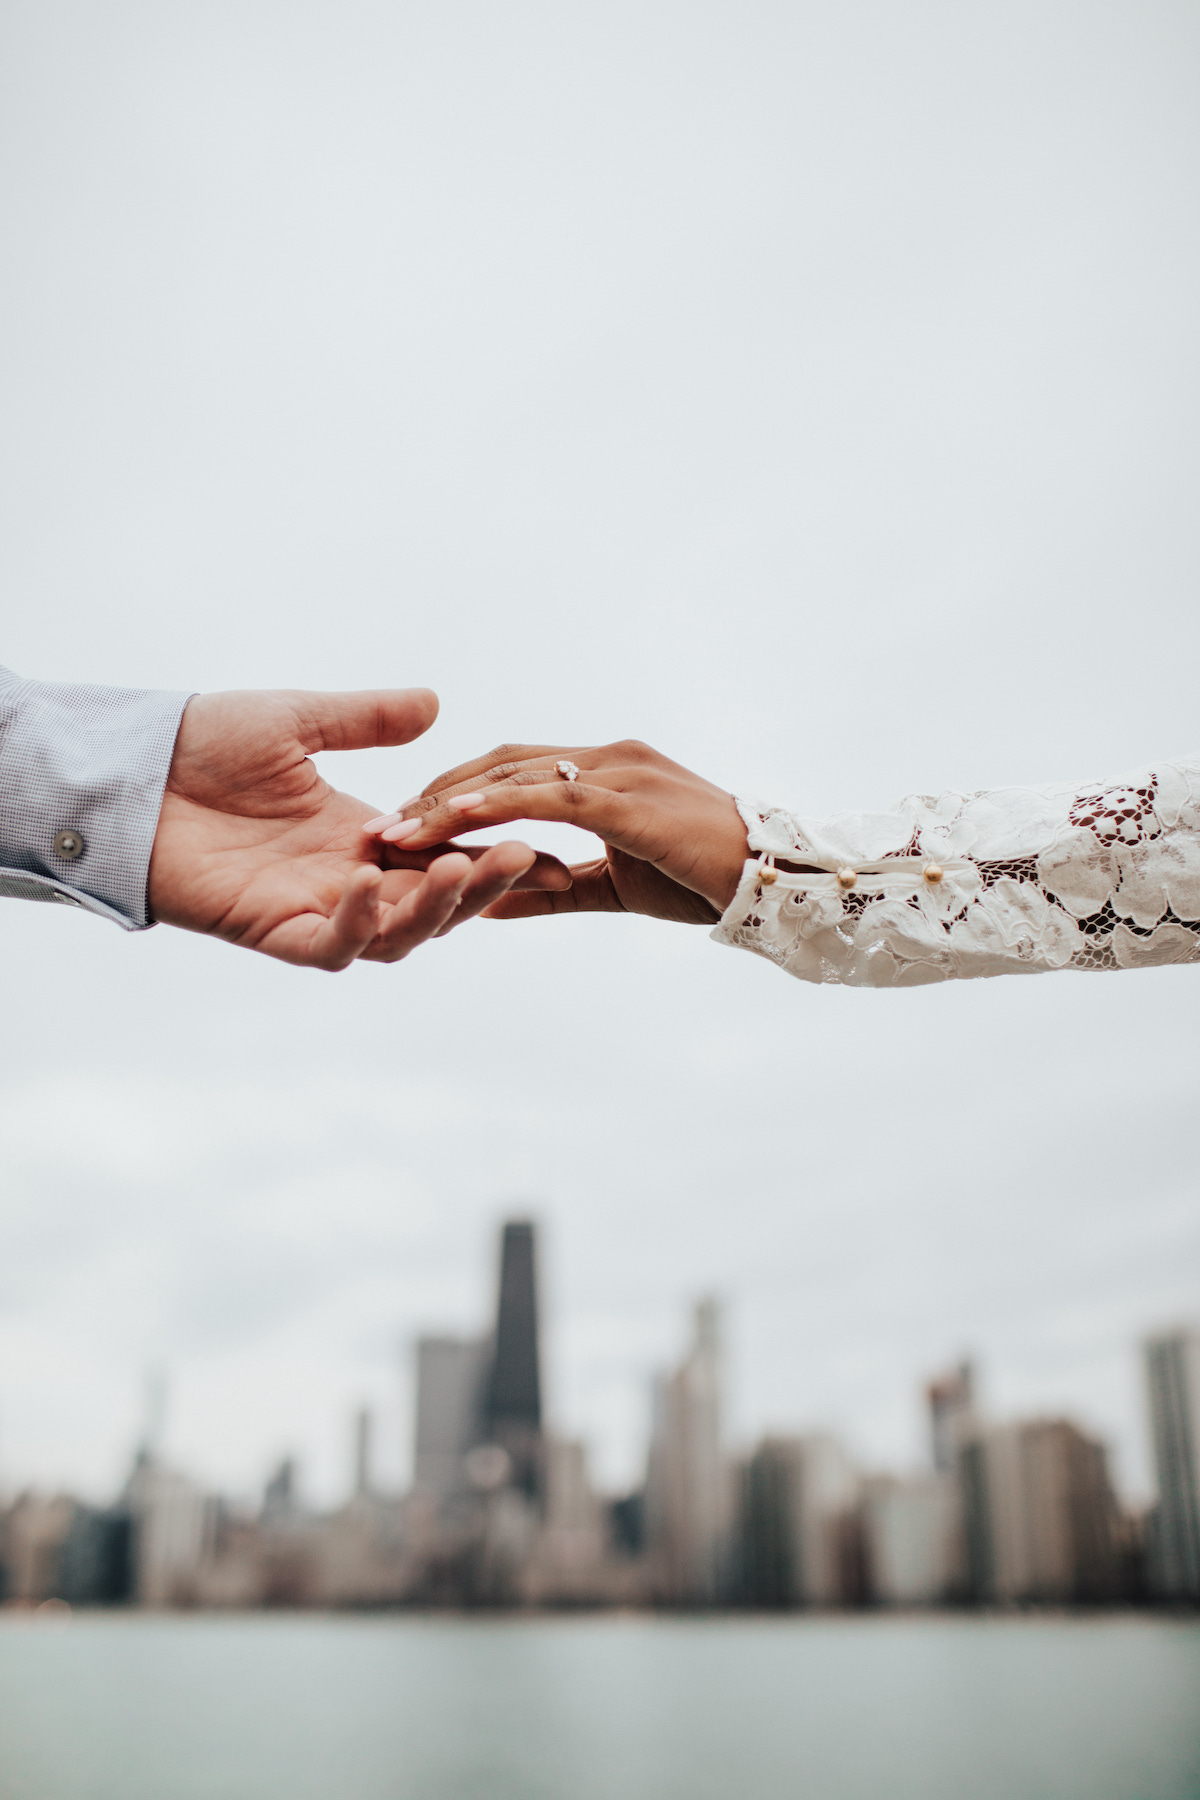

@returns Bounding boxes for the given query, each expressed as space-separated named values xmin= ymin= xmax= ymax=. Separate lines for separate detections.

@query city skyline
xmin=1 ymin=1207 xmax=1192 ymax=1516
xmin=3 ymin=1217 xmax=1196 ymax=1612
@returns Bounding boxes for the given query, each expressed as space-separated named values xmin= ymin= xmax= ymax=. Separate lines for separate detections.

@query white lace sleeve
xmin=711 ymin=756 xmax=1200 ymax=986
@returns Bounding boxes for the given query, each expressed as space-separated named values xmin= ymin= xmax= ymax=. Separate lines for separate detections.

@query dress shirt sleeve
xmin=711 ymin=755 xmax=1200 ymax=986
xmin=0 ymin=665 xmax=193 ymax=931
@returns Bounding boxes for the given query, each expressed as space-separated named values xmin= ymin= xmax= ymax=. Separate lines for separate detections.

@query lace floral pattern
xmin=712 ymin=757 xmax=1200 ymax=987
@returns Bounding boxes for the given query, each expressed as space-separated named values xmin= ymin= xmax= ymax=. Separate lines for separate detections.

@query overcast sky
xmin=1 ymin=0 xmax=1197 ymax=1508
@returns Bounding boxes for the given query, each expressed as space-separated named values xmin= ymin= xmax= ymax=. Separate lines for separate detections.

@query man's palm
xmin=148 ymin=688 xmax=552 ymax=969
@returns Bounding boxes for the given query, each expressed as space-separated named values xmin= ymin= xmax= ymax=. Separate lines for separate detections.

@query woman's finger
xmin=515 ymin=850 xmax=575 ymax=891
xmin=379 ymin=777 xmax=631 ymax=849
xmin=378 ymin=839 xmax=572 ymax=890
xmin=365 ymin=754 xmax=592 ymax=838
xmin=365 ymin=746 xmax=660 ymax=841
xmin=483 ymin=852 xmax=720 ymax=924
xmin=418 ymin=739 xmax=663 ymax=806
xmin=417 ymin=744 xmax=575 ymax=798
xmin=482 ymin=859 xmax=624 ymax=919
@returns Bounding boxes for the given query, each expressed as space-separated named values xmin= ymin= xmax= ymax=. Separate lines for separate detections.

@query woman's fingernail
xmin=448 ymin=792 xmax=486 ymax=812
xmin=381 ymin=817 xmax=424 ymax=843
xmin=363 ymin=812 xmax=401 ymax=833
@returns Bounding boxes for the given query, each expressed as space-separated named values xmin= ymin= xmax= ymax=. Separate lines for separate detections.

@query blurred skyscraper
xmin=412 ymin=1219 xmax=545 ymax=1520
xmin=739 ymin=1433 xmax=860 ymax=1607
xmin=859 ymin=1473 xmax=959 ymax=1606
xmin=403 ymin=1220 xmax=551 ymax=1603
xmin=413 ymin=1336 xmax=489 ymax=1505
xmin=353 ymin=1408 xmax=373 ymax=1500
xmin=125 ymin=1448 xmax=210 ymax=1606
xmin=482 ymin=1221 xmax=543 ymax=1503
xmin=1144 ymin=1328 xmax=1200 ymax=1599
xmin=644 ymin=1298 xmax=731 ymax=1603
xmin=927 ymin=1361 xmax=976 ymax=1475
xmin=959 ymin=1418 xmax=1118 ymax=1603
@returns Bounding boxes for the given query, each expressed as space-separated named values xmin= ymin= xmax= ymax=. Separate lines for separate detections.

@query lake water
xmin=0 ymin=1613 xmax=1197 ymax=1800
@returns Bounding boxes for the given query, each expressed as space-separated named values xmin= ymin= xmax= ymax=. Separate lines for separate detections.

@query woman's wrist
xmin=699 ymin=796 xmax=752 ymax=913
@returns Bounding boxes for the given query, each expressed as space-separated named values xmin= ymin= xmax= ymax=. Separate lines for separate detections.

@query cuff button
xmin=53 ymin=829 xmax=86 ymax=861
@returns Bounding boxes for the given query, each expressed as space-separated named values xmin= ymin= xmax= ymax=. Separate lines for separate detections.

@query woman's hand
xmin=362 ymin=740 xmax=750 ymax=925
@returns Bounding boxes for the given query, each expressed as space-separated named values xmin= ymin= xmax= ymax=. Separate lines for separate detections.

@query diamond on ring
xmin=556 ymin=760 xmax=580 ymax=782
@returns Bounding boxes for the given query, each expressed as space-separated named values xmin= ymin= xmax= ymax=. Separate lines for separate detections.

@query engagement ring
xmin=556 ymin=760 xmax=580 ymax=782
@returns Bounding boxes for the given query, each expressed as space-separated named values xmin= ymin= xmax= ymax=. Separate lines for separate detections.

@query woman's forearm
xmin=713 ymin=757 xmax=1200 ymax=986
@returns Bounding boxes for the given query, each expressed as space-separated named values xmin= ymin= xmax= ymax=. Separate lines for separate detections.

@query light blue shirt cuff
xmin=0 ymin=666 xmax=193 ymax=931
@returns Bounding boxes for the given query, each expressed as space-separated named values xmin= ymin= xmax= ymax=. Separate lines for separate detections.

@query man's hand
xmin=361 ymin=739 xmax=751 ymax=926
xmin=148 ymin=690 xmax=570 ymax=969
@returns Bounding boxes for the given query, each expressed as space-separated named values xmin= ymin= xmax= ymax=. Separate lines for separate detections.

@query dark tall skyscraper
xmin=483 ymin=1220 xmax=543 ymax=1500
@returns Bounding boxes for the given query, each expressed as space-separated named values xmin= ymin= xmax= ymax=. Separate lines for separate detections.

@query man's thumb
xmin=292 ymin=688 xmax=439 ymax=753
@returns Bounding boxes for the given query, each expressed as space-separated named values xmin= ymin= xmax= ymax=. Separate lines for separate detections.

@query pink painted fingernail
xmin=448 ymin=792 xmax=486 ymax=812
xmin=381 ymin=817 xmax=424 ymax=843
xmin=363 ymin=812 xmax=401 ymax=833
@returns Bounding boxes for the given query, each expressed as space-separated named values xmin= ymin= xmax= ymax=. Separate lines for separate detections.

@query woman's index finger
xmin=419 ymin=744 xmax=568 ymax=798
